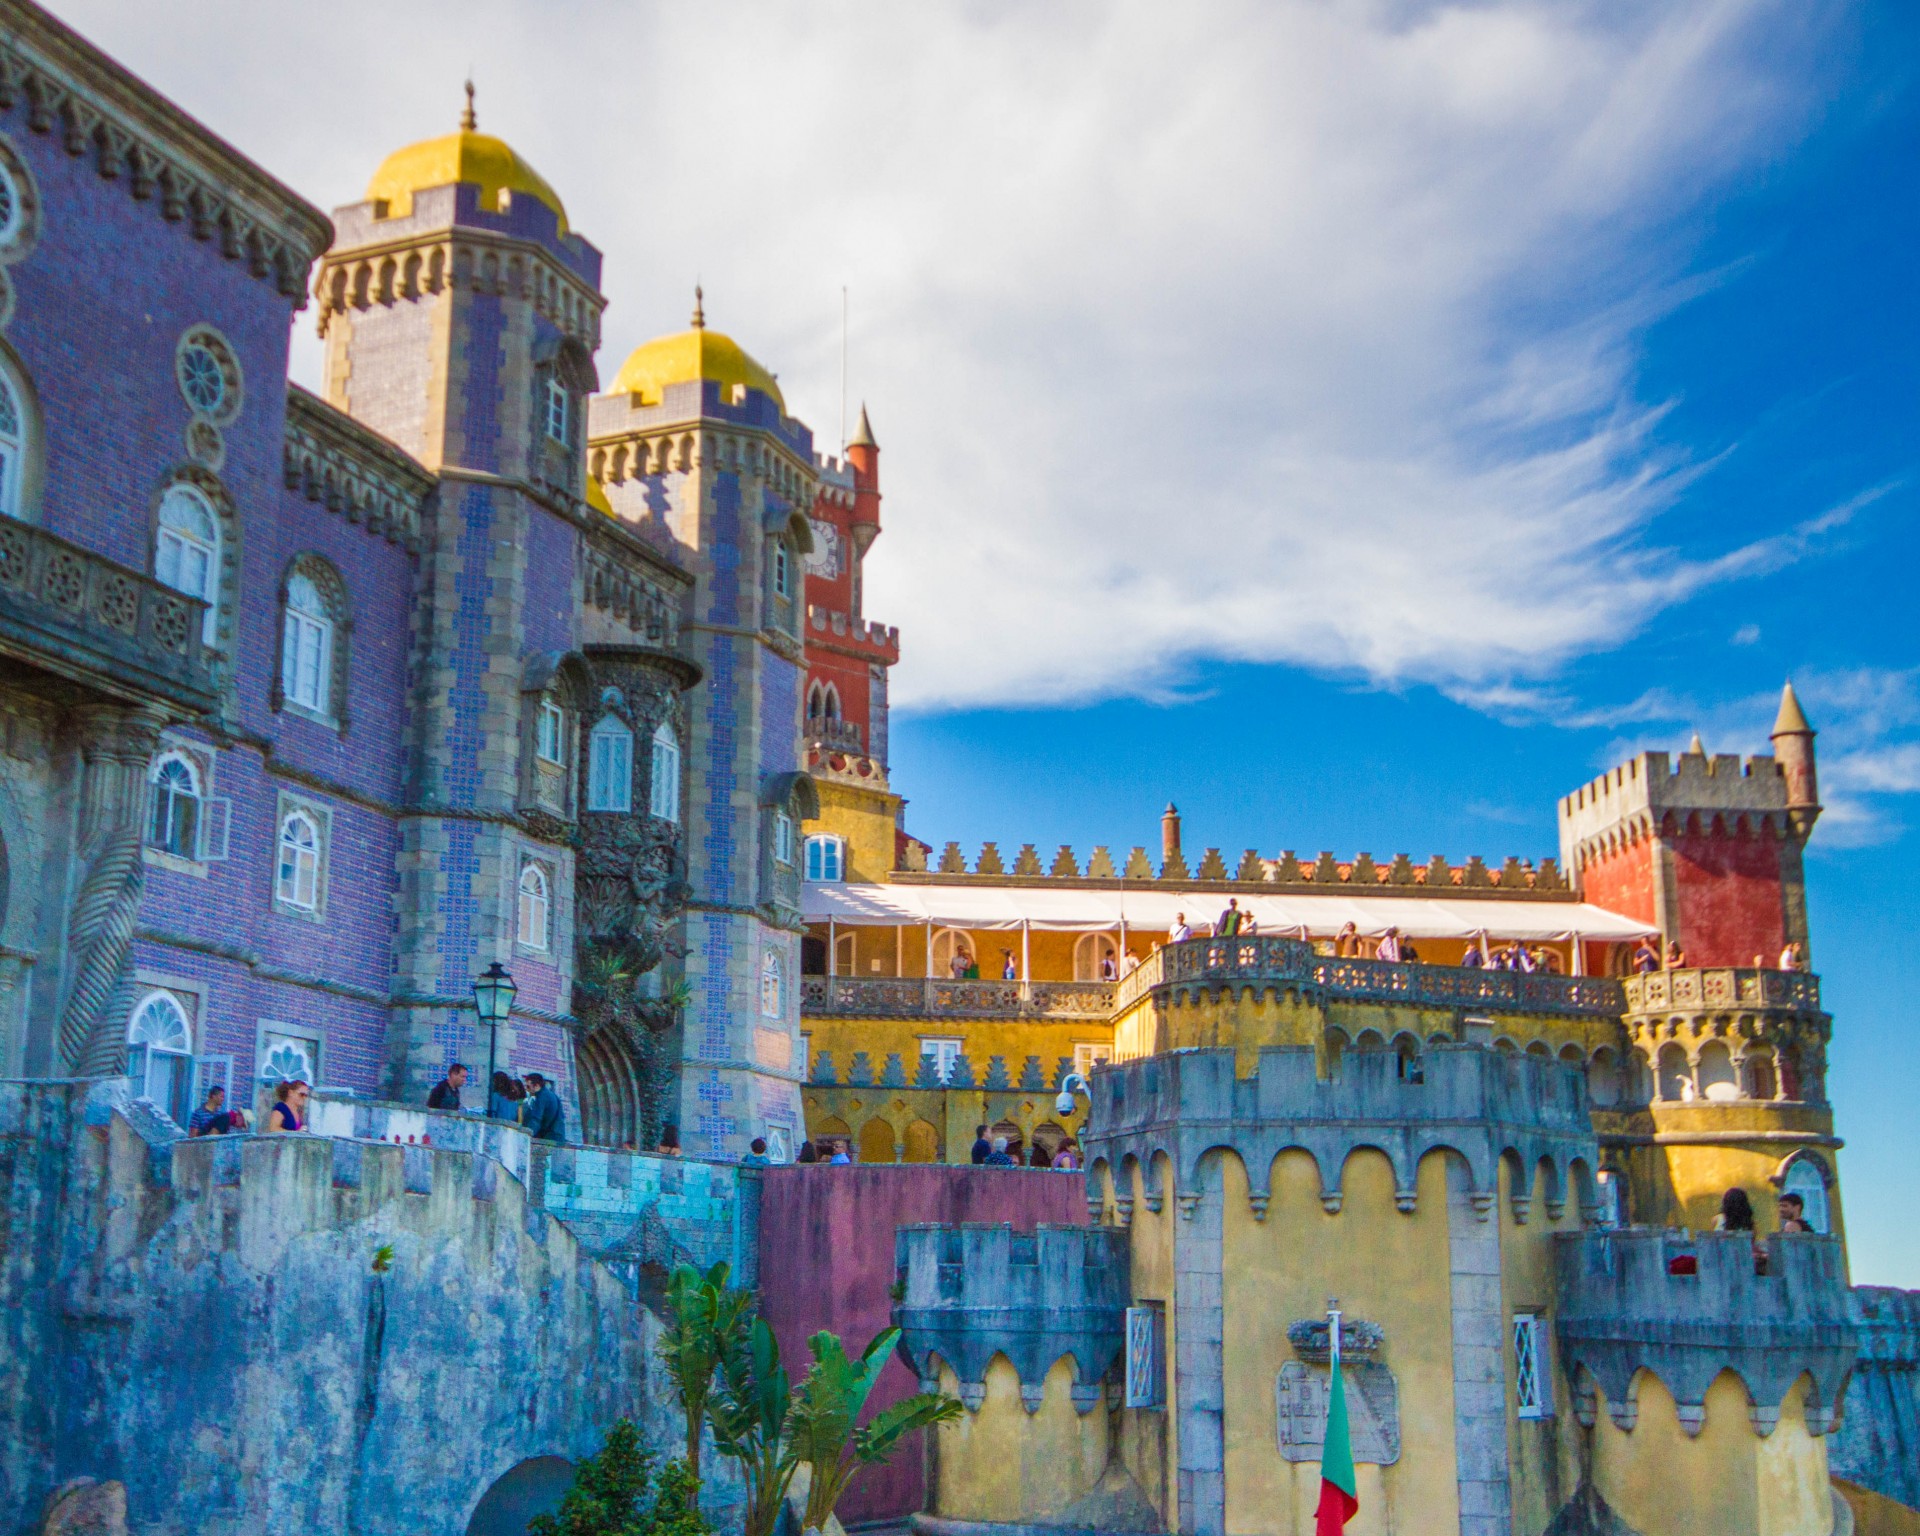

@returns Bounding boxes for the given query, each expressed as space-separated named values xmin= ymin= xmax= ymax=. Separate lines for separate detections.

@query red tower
xmin=1558 ymin=684 xmax=1822 ymax=967
xmin=802 ymin=405 xmax=899 ymax=773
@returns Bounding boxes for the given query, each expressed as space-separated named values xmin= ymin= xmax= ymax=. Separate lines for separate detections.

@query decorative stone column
xmin=58 ymin=704 xmax=164 ymax=1076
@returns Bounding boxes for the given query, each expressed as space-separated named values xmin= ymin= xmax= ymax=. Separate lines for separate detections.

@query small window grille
xmin=1513 ymin=1313 xmax=1553 ymax=1419
xmin=1125 ymin=1304 xmax=1166 ymax=1408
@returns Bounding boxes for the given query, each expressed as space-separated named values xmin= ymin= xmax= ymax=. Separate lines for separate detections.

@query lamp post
xmin=472 ymin=961 xmax=517 ymax=1100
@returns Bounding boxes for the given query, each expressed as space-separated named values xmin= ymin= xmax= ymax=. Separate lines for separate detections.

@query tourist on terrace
xmin=1122 ymin=952 xmax=1141 ymax=975
xmin=1334 ymin=922 xmax=1359 ymax=958
xmin=188 ymin=1084 xmax=237 ymax=1136
xmin=488 ymin=1070 xmax=523 ymax=1124
xmin=984 ymin=1136 xmax=1016 ymax=1167
xmin=741 ymin=1137 xmax=770 ymax=1168
xmin=1001 ymin=948 xmax=1018 ymax=980
xmin=1632 ymin=938 xmax=1661 ymax=974
xmin=828 ymin=1139 xmax=852 ymax=1165
xmin=426 ymin=1062 xmax=467 ymax=1111
xmin=656 ymin=1124 xmax=682 ymax=1156
xmin=796 ymin=1139 xmax=820 ymax=1164
xmin=1664 ymin=940 xmax=1688 ymax=969
xmin=1240 ymin=910 xmax=1259 ymax=935
xmin=1514 ymin=944 xmax=1538 ymax=974
xmin=1461 ymin=942 xmax=1485 ymax=968
xmin=1217 ymin=898 xmax=1244 ymax=937
xmin=1099 ymin=952 xmax=1118 ymax=981
xmin=970 ymin=1124 xmax=992 ymax=1164
xmin=1374 ymin=928 xmax=1403 ymax=963
xmin=521 ymin=1073 xmax=566 ymax=1143
xmin=1169 ymin=914 xmax=1192 ymax=943
xmin=1778 ymin=942 xmax=1805 ymax=972
xmin=265 ymin=1079 xmax=309 ymax=1134
xmin=1778 ymin=1192 xmax=1814 ymax=1234
xmin=1715 ymin=1186 xmax=1767 ymax=1274
xmin=1052 ymin=1139 xmax=1080 ymax=1171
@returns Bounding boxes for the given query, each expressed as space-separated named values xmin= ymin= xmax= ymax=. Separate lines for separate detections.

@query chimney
xmin=1161 ymin=803 xmax=1181 ymax=868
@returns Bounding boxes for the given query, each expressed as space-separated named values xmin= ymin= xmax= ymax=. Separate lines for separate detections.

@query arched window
xmin=276 ymin=811 xmax=320 ymax=910
xmin=128 ymin=989 xmax=193 ymax=1124
xmin=761 ymin=950 xmax=784 ymax=1018
xmin=1656 ymin=1043 xmax=1694 ymax=1103
xmin=0 ymin=365 xmax=25 ymax=520
xmin=281 ymin=572 xmax=333 ymax=714
xmin=518 ymin=862 xmax=551 ymax=950
xmin=803 ymin=834 xmax=844 ymax=882
xmin=823 ymin=684 xmax=840 ymax=721
xmin=586 ymin=716 xmax=633 ymax=812
xmin=650 ymin=720 xmax=681 ymax=823
xmin=1696 ymin=1040 xmax=1739 ymax=1102
xmin=155 ymin=484 xmax=220 ymax=645
xmin=933 ymin=927 xmax=977 ymax=978
xmin=148 ymin=753 xmax=201 ymax=856
xmin=1074 ymin=932 xmax=1120 ymax=982
xmin=1782 ymin=1158 xmax=1830 ymax=1234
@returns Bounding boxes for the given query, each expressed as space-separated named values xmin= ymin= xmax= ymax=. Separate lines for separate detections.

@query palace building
xmin=0 ymin=5 xmax=1915 ymax=1535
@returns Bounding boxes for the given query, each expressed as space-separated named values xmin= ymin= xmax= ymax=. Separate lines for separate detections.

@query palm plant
xmin=659 ymin=1261 xmax=755 ymax=1493
xmin=708 ymin=1318 xmax=796 ymax=1536
xmin=785 ymin=1328 xmax=962 ymax=1536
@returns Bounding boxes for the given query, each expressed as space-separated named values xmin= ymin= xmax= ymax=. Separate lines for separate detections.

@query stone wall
xmin=0 ymin=1078 xmax=701 ymax=1536
xmin=1832 ymin=1286 xmax=1920 ymax=1511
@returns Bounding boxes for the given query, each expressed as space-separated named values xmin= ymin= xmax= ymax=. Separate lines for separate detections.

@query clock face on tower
xmin=805 ymin=518 xmax=841 ymax=579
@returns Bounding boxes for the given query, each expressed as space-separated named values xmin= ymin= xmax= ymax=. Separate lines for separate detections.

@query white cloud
xmin=50 ymin=0 xmax=1846 ymax=710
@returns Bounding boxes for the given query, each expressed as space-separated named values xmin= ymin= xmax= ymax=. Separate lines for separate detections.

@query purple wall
xmin=756 ymin=1165 xmax=1090 ymax=1524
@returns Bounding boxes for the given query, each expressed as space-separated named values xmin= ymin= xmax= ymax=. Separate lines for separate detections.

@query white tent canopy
xmin=802 ymin=881 xmax=1653 ymax=942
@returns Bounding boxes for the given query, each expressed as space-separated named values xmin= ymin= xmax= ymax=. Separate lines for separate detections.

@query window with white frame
xmin=148 ymin=752 xmax=202 ymax=857
xmin=275 ymin=810 xmax=322 ymax=911
xmin=544 ymin=377 xmax=574 ymax=446
xmin=127 ymin=989 xmax=194 ymax=1125
xmin=772 ymin=540 xmax=792 ymax=598
xmin=0 ymin=362 xmax=26 ymax=520
xmin=155 ymin=483 xmax=220 ymax=645
xmin=919 ymin=1036 xmax=963 ymax=1084
xmin=650 ymin=720 xmax=681 ymax=822
xmin=586 ymin=716 xmax=634 ymax=812
xmin=1512 ymin=1314 xmax=1553 ymax=1419
xmin=1073 ymin=1042 xmax=1113 ymax=1079
xmin=280 ymin=572 xmax=333 ymax=714
xmin=1783 ymin=1158 xmax=1830 ymax=1234
xmin=259 ymin=1025 xmax=320 ymax=1088
xmin=518 ymin=861 xmax=552 ymax=951
xmin=774 ymin=811 xmax=795 ymax=866
xmin=536 ymin=697 xmax=567 ymax=765
xmin=761 ymin=950 xmax=784 ymax=1018
xmin=803 ymin=834 xmax=844 ymax=883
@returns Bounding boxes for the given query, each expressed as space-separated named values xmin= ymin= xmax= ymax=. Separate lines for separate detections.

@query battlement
xmin=1084 ymin=1043 xmax=1598 ymax=1223
xmin=902 ymin=842 xmax=1567 ymax=896
xmin=1552 ymin=1228 xmax=1855 ymax=1435
xmin=892 ymin=1222 xmax=1129 ymax=1411
xmin=1559 ymin=750 xmax=1794 ymax=872
xmin=807 ymin=604 xmax=900 ymax=657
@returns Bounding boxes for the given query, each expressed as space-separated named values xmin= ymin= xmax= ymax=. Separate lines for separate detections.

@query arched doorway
xmin=858 ymin=1117 xmax=897 ymax=1164
xmin=1074 ymin=932 xmax=1118 ymax=981
xmin=467 ymin=1455 xmax=573 ymax=1536
xmin=575 ymin=1022 xmax=644 ymax=1149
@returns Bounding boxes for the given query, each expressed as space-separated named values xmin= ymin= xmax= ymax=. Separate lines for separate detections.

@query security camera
xmin=1055 ymin=1090 xmax=1076 ymax=1117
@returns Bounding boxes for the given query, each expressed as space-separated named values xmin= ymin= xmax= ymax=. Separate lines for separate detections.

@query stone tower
xmin=1557 ymin=683 xmax=1820 ymax=968
xmin=586 ymin=296 xmax=815 ymax=1159
xmin=312 ymin=100 xmax=609 ymax=1102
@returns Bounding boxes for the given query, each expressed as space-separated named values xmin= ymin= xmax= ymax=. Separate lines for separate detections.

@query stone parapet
xmin=1083 ymin=1043 xmax=1599 ymax=1221
xmin=892 ymin=1222 xmax=1128 ymax=1412
xmin=1623 ymin=966 xmax=1820 ymax=1015
xmin=1619 ymin=966 xmax=1830 ymax=1105
xmin=802 ymin=975 xmax=1115 ymax=1022
xmin=1551 ymin=1228 xmax=1855 ymax=1435
xmin=911 ymin=845 xmax=1568 ymax=894
xmin=0 ymin=517 xmax=214 ymax=713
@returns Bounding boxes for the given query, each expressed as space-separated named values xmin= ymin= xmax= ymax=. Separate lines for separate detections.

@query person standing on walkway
xmin=427 ymin=1062 xmax=467 ymax=1111
xmin=521 ymin=1072 xmax=566 ymax=1143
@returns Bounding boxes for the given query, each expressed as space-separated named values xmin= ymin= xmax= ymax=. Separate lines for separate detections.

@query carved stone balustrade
xmin=805 ymin=717 xmax=863 ymax=753
xmin=0 ymin=517 xmax=214 ymax=713
xmin=1552 ymin=1227 xmax=1855 ymax=1436
xmin=801 ymin=974 xmax=1117 ymax=1021
xmin=1619 ymin=966 xmax=1830 ymax=1104
xmin=893 ymin=1222 xmax=1130 ymax=1412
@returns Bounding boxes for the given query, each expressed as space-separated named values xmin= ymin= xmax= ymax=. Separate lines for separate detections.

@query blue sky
xmin=58 ymin=0 xmax=1915 ymax=1278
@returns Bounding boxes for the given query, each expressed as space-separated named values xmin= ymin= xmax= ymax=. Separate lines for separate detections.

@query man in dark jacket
xmin=427 ymin=1062 xmax=467 ymax=1111
xmin=970 ymin=1124 xmax=992 ymax=1165
xmin=522 ymin=1072 xmax=566 ymax=1143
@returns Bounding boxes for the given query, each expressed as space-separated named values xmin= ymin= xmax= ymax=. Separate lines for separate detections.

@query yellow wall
xmin=805 ymin=778 xmax=902 ymax=887
xmin=1836 ymin=1478 xmax=1920 ymax=1536
xmin=1590 ymin=1371 xmax=1834 ymax=1536
xmin=1219 ymin=1146 xmax=1461 ymax=1536
xmin=930 ymin=1355 xmax=1110 ymax=1524
xmin=1498 ymin=1157 xmax=1588 ymax=1530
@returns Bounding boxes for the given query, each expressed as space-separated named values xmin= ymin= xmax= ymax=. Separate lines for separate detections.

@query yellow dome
xmin=366 ymin=128 xmax=568 ymax=234
xmin=608 ymin=297 xmax=784 ymax=412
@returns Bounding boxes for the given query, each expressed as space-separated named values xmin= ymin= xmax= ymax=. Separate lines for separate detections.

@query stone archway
xmin=467 ymin=1455 xmax=573 ymax=1536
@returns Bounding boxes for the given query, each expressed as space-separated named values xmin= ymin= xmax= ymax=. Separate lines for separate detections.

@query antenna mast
xmin=840 ymin=285 xmax=849 ymax=453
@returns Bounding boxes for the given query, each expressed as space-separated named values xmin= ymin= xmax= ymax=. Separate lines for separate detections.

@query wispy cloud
xmin=51 ymin=0 xmax=1854 ymax=713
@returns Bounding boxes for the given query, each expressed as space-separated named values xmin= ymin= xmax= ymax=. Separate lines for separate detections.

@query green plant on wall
xmin=708 ymin=1317 xmax=795 ymax=1536
xmin=660 ymin=1261 xmax=755 ymax=1494
xmin=528 ymin=1420 xmax=711 ymax=1536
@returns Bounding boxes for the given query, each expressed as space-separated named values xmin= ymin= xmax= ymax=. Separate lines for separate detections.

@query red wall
xmin=756 ymin=1165 xmax=1090 ymax=1523
xmin=1669 ymin=832 xmax=1785 ymax=967
xmin=1578 ymin=842 xmax=1657 ymax=929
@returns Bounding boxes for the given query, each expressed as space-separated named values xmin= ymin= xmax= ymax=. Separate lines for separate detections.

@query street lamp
xmin=473 ymin=961 xmax=517 ymax=1097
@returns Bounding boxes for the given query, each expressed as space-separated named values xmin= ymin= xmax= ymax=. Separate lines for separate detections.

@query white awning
xmin=802 ymin=881 xmax=1653 ymax=941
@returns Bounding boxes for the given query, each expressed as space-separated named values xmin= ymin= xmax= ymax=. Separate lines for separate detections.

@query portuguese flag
xmin=1316 ymin=1335 xmax=1359 ymax=1535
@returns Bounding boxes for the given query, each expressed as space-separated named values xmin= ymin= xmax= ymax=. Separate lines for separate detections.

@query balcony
xmin=801 ymin=975 xmax=1116 ymax=1021
xmin=1622 ymin=966 xmax=1821 ymax=1015
xmin=1123 ymin=934 xmax=1626 ymax=1020
xmin=0 ymin=518 xmax=215 ymax=712
xmin=805 ymin=716 xmax=864 ymax=753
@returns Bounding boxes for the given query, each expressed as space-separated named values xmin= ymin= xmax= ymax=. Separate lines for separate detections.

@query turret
xmin=1770 ymin=681 xmax=1820 ymax=835
xmin=846 ymin=402 xmax=881 ymax=553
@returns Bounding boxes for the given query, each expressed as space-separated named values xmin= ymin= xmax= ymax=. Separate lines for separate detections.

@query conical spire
xmin=1771 ymin=681 xmax=1814 ymax=738
xmin=1687 ymin=733 xmax=1705 ymax=756
xmin=690 ymin=284 xmax=705 ymax=330
xmin=460 ymin=79 xmax=477 ymax=131
xmin=848 ymin=402 xmax=878 ymax=450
